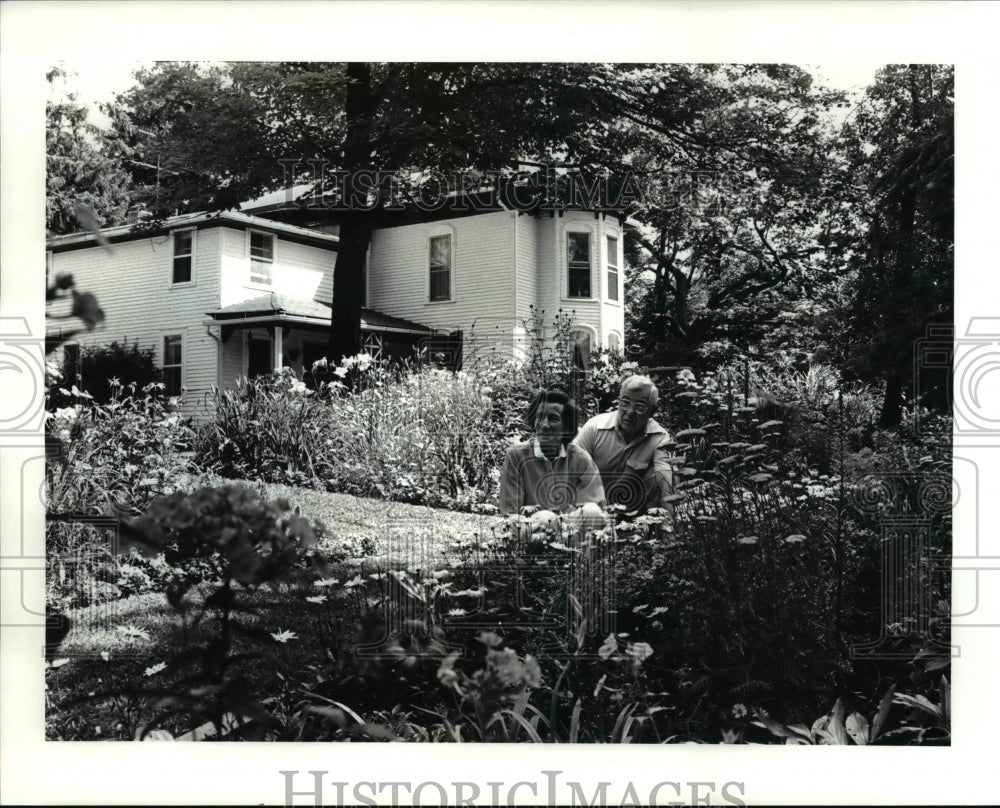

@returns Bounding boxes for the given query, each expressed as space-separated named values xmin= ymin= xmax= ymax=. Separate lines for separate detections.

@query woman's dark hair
xmin=525 ymin=389 xmax=578 ymax=444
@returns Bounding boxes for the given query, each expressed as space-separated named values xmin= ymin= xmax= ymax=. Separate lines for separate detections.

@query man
xmin=572 ymin=375 xmax=674 ymax=514
xmin=498 ymin=390 xmax=606 ymax=534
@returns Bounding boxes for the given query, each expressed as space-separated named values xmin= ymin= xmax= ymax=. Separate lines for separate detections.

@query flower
xmin=343 ymin=575 xmax=365 ymax=589
xmin=270 ymin=629 xmax=298 ymax=643
xmin=313 ymin=577 xmax=340 ymax=588
xmin=784 ymin=534 xmax=807 ymax=544
xmin=70 ymin=290 xmax=105 ymax=329
xmin=100 ymin=651 xmax=110 ymax=662
xmin=144 ymin=662 xmax=167 ymax=677
xmin=737 ymin=536 xmax=758 ymax=545
xmin=598 ymin=633 xmax=618 ymax=660
xmin=305 ymin=595 xmax=327 ymax=604
xmin=447 ymin=608 xmax=467 ymax=617
xmin=732 ymin=703 xmax=748 ymax=719
xmin=117 ymin=624 xmax=151 ymax=641
xmin=626 ymin=642 xmax=654 ymax=663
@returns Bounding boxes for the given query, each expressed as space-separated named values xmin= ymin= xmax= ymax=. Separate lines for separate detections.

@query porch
xmin=204 ymin=293 xmax=455 ymax=386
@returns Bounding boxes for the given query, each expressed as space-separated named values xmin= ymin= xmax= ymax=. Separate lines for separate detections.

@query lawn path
xmin=61 ymin=483 xmax=506 ymax=654
xmin=258 ymin=482 xmax=506 ymax=563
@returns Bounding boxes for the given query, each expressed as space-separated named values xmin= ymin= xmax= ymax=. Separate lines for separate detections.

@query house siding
xmin=368 ymin=210 xmax=517 ymax=365
xmin=48 ymin=228 xmax=223 ymax=416
xmin=219 ymin=225 xmax=336 ymax=307
xmin=48 ymin=221 xmax=340 ymax=417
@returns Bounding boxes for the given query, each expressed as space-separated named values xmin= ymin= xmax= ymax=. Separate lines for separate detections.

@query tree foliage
xmin=836 ymin=65 xmax=953 ymax=426
xmin=46 ymin=66 xmax=133 ymax=235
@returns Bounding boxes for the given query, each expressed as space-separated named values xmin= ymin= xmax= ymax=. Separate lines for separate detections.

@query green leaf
xmin=939 ymin=675 xmax=950 ymax=725
xmin=871 ymin=685 xmax=895 ymax=741
xmin=845 ymin=712 xmax=869 ymax=745
xmin=569 ymin=698 xmax=582 ymax=744
xmin=893 ymin=692 xmax=941 ymax=719
xmin=828 ymin=699 xmax=849 ymax=745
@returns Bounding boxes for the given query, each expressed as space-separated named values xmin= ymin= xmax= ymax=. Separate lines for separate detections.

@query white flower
xmin=117 ymin=624 xmax=151 ymax=641
xmin=626 ymin=641 xmax=654 ymax=662
xmin=270 ymin=629 xmax=298 ymax=643
xmin=732 ymin=703 xmax=748 ymax=719
xmin=784 ymin=534 xmax=807 ymax=544
xmin=313 ymin=577 xmax=340 ymax=588
xmin=144 ymin=662 xmax=167 ymax=677
xmin=305 ymin=595 xmax=327 ymax=604
xmin=53 ymin=406 xmax=79 ymax=423
xmin=100 ymin=651 xmax=110 ymax=662
xmin=447 ymin=608 xmax=467 ymax=617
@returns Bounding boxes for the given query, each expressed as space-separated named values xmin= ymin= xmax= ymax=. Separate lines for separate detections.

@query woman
xmin=498 ymin=390 xmax=608 ymax=536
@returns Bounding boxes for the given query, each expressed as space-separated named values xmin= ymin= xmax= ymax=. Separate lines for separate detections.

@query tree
xmin=111 ymin=62 xmax=763 ymax=361
xmin=837 ymin=65 xmax=953 ymax=426
xmin=589 ymin=65 xmax=846 ymax=368
xmin=46 ymin=66 xmax=133 ymax=235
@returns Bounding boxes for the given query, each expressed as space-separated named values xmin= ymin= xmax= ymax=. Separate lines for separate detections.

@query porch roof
xmin=205 ymin=294 xmax=433 ymax=336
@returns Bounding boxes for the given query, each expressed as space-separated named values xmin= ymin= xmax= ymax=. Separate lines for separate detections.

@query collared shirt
xmin=498 ymin=439 xmax=606 ymax=515
xmin=571 ymin=410 xmax=674 ymax=510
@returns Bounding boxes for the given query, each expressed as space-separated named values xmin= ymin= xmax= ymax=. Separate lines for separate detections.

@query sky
xmin=57 ymin=60 xmax=889 ymax=129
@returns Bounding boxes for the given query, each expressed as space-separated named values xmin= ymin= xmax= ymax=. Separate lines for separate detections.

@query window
xmin=570 ymin=327 xmax=593 ymax=370
xmin=607 ymin=235 xmax=619 ymax=301
xmin=163 ymin=335 xmax=182 ymax=396
xmin=250 ymin=231 xmax=274 ymax=284
xmin=607 ymin=332 xmax=621 ymax=352
xmin=63 ymin=343 xmax=80 ymax=387
xmin=429 ymin=234 xmax=451 ymax=301
xmin=172 ymin=230 xmax=193 ymax=283
xmin=567 ymin=232 xmax=591 ymax=298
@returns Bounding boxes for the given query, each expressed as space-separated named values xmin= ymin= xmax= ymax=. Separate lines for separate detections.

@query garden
xmin=43 ymin=61 xmax=953 ymax=746
xmin=44 ymin=322 xmax=951 ymax=745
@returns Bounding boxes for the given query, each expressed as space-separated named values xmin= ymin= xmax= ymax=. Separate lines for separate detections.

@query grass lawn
xmin=47 ymin=483 xmax=506 ymax=740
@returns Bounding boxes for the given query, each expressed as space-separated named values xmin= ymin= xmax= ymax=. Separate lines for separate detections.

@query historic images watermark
xmin=280 ymin=769 xmax=748 ymax=808
xmin=275 ymin=161 xmax=743 ymax=215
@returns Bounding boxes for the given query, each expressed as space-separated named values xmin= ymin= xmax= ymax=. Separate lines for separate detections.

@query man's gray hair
xmin=620 ymin=375 xmax=659 ymax=407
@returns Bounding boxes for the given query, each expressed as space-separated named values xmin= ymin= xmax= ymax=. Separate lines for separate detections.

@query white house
xmin=47 ymin=203 xmax=627 ymax=414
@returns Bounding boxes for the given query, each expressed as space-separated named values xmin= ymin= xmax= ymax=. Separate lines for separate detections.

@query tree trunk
xmin=328 ymin=211 xmax=373 ymax=362
xmin=327 ymin=62 xmax=375 ymax=362
xmin=879 ymin=368 xmax=904 ymax=428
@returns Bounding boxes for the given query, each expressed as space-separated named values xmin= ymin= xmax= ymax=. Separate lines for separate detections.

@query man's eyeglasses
xmin=618 ymin=398 xmax=650 ymax=415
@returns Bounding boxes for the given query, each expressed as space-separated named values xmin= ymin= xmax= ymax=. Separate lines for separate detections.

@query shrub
xmin=194 ymin=369 xmax=334 ymax=486
xmin=81 ymin=341 xmax=163 ymax=404
xmin=46 ymin=381 xmax=203 ymax=610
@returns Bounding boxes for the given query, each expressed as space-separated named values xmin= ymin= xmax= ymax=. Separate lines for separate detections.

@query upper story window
xmin=172 ymin=229 xmax=193 ymax=284
xmin=429 ymin=234 xmax=452 ymax=301
xmin=607 ymin=235 xmax=619 ymax=302
xmin=250 ymin=231 xmax=274 ymax=285
xmin=163 ymin=334 xmax=183 ymax=397
xmin=567 ymin=232 xmax=591 ymax=298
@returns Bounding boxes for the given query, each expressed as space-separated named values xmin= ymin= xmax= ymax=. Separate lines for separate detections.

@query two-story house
xmin=47 ymin=201 xmax=627 ymax=415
